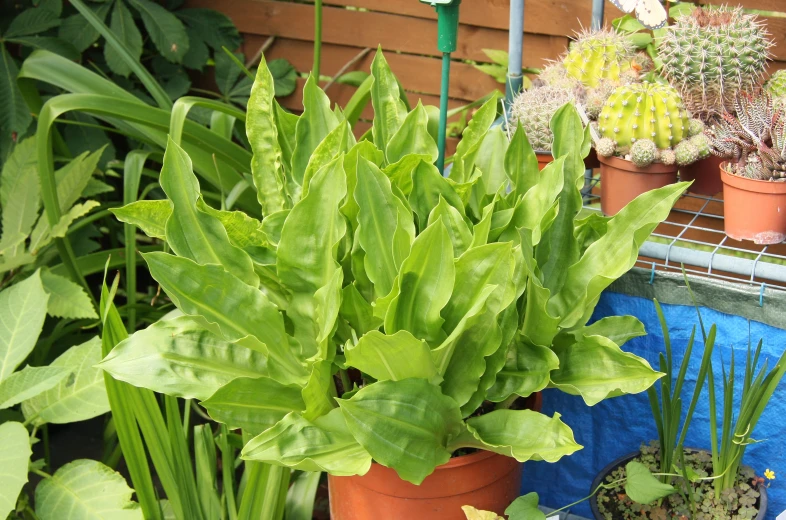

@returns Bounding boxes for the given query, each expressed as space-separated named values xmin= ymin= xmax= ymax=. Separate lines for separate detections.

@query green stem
xmin=495 ymin=393 xmax=519 ymax=410
xmin=32 ymin=469 xmax=53 ymax=479
xmin=313 ymin=0 xmax=323 ymax=79
xmin=219 ymin=426 xmax=238 ymax=520
xmin=437 ymin=52 xmax=451 ymax=173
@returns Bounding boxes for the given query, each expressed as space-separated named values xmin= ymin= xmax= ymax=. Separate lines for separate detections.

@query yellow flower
xmin=765 ymin=469 xmax=776 ymax=480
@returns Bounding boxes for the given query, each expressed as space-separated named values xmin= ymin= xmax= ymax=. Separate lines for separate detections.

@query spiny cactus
xmin=765 ymin=70 xmax=786 ymax=99
xmin=660 ymin=6 xmax=773 ymax=119
xmin=510 ymin=85 xmax=578 ymax=152
xmin=691 ymin=134 xmax=711 ymax=160
xmin=563 ymin=28 xmax=636 ymax=88
xmin=599 ymin=82 xmax=690 ymax=150
xmin=661 ymin=149 xmax=677 ymax=166
xmin=595 ymin=137 xmax=616 ymax=158
xmin=687 ymin=118 xmax=706 ymax=138
xmin=674 ymin=140 xmax=699 ymax=167
xmin=630 ymin=139 xmax=657 ymax=168
xmin=537 ymin=63 xmax=581 ymax=91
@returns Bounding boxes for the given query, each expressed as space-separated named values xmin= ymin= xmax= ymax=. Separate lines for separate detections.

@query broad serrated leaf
xmin=268 ymin=58 xmax=297 ymax=97
xmin=0 ymin=137 xmax=39 ymax=257
xmin=0 ymin=366 xmax=68 ymax=409
xmin=6 ymin=36 xmax=79 ymax=60
xmin=35 ymin=460 xmax=143 ymax=520
xmin=105 ymin=0 xmax=143 ymax=77
xmin=127 ymin=0 xmax=189 ymax=63
xmin=28 ymin=200 xmax=100 ymax=253
xmin=110 ymin=200 xmax=171 ymax=240
xmin=5 ymin=7 xmax=60 ymax=38
xmin=0 ymin=422 xmax=31 ymax=519
xmin=176 ymin=8 xmax=241 ymax=51
xmin=58 ymin=3 xmax=112 ymax=52
xmin=0 ymin=271 xmax=48 ymax=382
xmin=0 ymin=45 xmax=32 ymax=135
xmin=40 ymin=270 xmax=97 ymax=319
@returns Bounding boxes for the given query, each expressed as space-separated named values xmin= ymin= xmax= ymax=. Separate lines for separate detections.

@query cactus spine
xmin=563 ymin=28 xmax=636 ymax=88
xmin=510 ymin=85 xmax=577 ymax=152
xmin=599 ymin=83 xmax=689 ymax=150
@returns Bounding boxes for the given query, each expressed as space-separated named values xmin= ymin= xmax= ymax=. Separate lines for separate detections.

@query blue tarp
xmin=520 ymin=291 xmax=786 ymax=520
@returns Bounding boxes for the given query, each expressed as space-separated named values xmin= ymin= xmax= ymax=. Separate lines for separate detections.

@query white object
xmin=609 ymin=0 xmax=668 ymax=29
xmin=776 ymin=511 xmax=786 ymax=520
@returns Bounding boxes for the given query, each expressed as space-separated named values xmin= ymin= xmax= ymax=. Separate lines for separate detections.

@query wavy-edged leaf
xmin=370 ymin=48 xmax=407 ymax=158
xmin=41 ymin=269 xmax=97 ymax=319
xmin=337 ymin=378 xmax=463 ymax=484
xmin=0 ymin=270 xmax=48 ymax=382
xmin=386 ymin=101 xmax=438 ymax=164
xmin=111 ymin=200 xmax=170 ymax=240
xmin=449 ymin=94 xmax=499 ymax=183
xmin=242 ymin=408 xmax=372 ymax=477
xmin=302 ymin=122 xmax=352 ymax=195
xmin=504 ymin=125 xmax=539 ymax=199
xmin=291 ymin=75 xmax=338 ymax=189
xmin=474 ymin=126 xmax=509 ymax=197
xmin=99 ymin=316 xmax=269 ymax=401
xmin=35 ymin=459 xmax=143 ymax=520
xmin=127 ymin=0 xmax=188 ymax=63
xmin=346 ymin=330 xmax=439 ymax=383
xmin=0 ymin=137 xmax=39 ymax=257
xmin=105 ymin=0 xmax=142 ymax=77
xmin=408 ymin=160 xmax=464 ymax=232
xmin=569 ymin=315 xmax=646 ymax=346
xmin=0 ymin=366 xmax=68 ymax=409
xmin=0 ymin=422 xmax=31 ymax=519
xmin=488 ymin=339 xmax=560 ymax=402
xmin=22 ymin=337 xmax=109 ymax=425
xmin=427 ymin=197 xmax=472 ymax=257
xmin=202 ymin=376 xmax=305 ymax=434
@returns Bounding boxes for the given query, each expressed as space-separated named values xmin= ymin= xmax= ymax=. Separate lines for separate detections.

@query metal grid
xmin=582 ymin=175 xmax=786 ymax=294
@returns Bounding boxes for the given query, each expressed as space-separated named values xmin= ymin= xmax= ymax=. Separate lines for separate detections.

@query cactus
xmin=563 ymin=28 xmax=636 ymax=88
xmin=595 ymin=137 xmax=616 ymax=158
xmin=660 ymin=6 xmax=772 ymax=119
xmin=537 ymin=63 xmax=581 ymax=91
xmin=690 ymin=134 xmax=711 ymax=160
xmin=767 ymin=70 xmax=786 ymax=98
xmin=674 ymin=140 xmax=699 ymax=167
xmin=661 ymin=149 xmax=677 ymax=166
xmin=510 ymin=85 xmax=578 ymax=152
xmin=630 ymin=139 xmax=657 ymax=168
xmin=687 ymin=118 xmax=705 ymax=138
xmin=598 ymin=82 xmax=690 ymax=150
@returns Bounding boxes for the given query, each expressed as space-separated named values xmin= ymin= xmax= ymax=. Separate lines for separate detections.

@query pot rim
xmin=598 ymin=154 xmax=678 ymax=174
xmin=588 ymin=449 xmax=768 ymax=520
xmin=720 ymin=163 xmax=786 ymax=194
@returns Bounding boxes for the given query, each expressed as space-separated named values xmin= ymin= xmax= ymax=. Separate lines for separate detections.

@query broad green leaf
xmin=22 ymin=337 xmax=109 ymax=425
xmin=159 ymin=137 xmax=258 ymax=287
xmin=624 ymin=461 xmax=677 ymax=504
xmin=202 ymin=376 xmax=305 ymax=434
xmin=383 ymin=154 xmax=427 ymax=197
xmin=29 ymin=200 xmax=100 ymax=253
xmin=242 ymin=409 xmax=372 ymax=477
xmin=291 ymin=75 xmax=339 ymax=189
xmin=274 ymin=101 xmax=299 ymax=176
xmin=0 ymin=270 xmax=48 ymax=382
xmin=285 ymin=471 xmax=321 ymax=520
xmin=41 ymin=270 xmax=97 ymax=319
xmin=105 ymin=0 xmax=142 ymax=77
xmin=449 ymin=94 xmax=499 ymax=182
xmin=128 ymin=0 xmax=188 ymax=63
xmin=354 ymin=157 xmax=415 ymax=298
xmin=0 ymin=137 xmax=39 ymax=257
xmin=407 ymin=160 xmax=465 ymax=232
xmin=248 ymin=54 xmax=289 ymax=214
xmin=0 ymin=422 xmax=31 ymax=519
xmin=142 ymin=252 xmax=308 ymax=384
xmin=385 ymin=219 xmax=454 ymax=346
xmin=5 ymin=7 xmax=60 ymax=38
xmin=507 ymin=156 xmax=565 ymax=246
xmin=337 ymin=378 xmax=463 ymax=484
xmin=462 ymin=506 xmax=504 ymax=520
xmin=58 ymin=3 xmax=111 ymax=52
xmin=505 ymin=493 xmax=547 ymax=520
xmin=454 ymin=410 xmax=582 ymax=463
xmin=341 ymin=141 xmax=384 ymax=231
xmin=427 ymin=197 xmax=472 ymax=257
xmin=370 ymin=48 xmax=407 ymax=157
xmin=110 ymin=200 xmax=171 ymax=240
xmin=345 ymin=330 xmax=439 ymax=383
xmin=474 ymin=126 xmax=509 ymax=197
xmin=549 ymin=335 xmax=662 ymax=406
xmin=35 ymin=459 xmax=143 ymax=520
xmin=0 ymin=45 xmax=32 ymax=135
xmin=386 ymin=101 xmax=438 ymax=164
xmin=488 ymin=340 xmax=559 ymax=402
xmin=301 ymin=357 xmax=337 ymax=420
xmin=504 ymin=125 xmax=539 ymax=199
xmin=193 ymin=424 xmax=221 ymax=520
xmin=302 ymin=122 xmax=352 ymax=195
xmin=0 ymin=366 xmax=68 ymax=409
xmin=99 ymin=316 xmax=269 ymax=401
xmin=568 ymin=315 xmax=646 ymax=346
xmin=339 ymin=283 xmax=380 ymax=335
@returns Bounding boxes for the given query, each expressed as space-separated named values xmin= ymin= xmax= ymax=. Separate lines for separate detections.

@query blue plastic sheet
xmin=520 ymin=291 xmax=786 ymax=520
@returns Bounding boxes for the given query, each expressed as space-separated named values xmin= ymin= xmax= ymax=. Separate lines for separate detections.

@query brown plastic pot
xmin=585 ymin=148 xmax=601 ymax=170
xmin=536 ymin=151 xmax=552 ymax=170
xmin=679 ymin=155 xmax=724 ymax=196
xmin=721 ymin=164 xmax=786 ymax=245
xmin=598 ymin=155 xmax=678 ymax=216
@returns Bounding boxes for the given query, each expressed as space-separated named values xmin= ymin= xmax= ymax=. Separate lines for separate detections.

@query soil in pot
xmin=721 ymin=164 xmax=786 ymax=245
xmin=591 ymin=443 xmax=767 ymax=520
xmin=599 ymin=155 xmax=678 ymax=216
xmin=679 ymin=155 xmax=724 ymax=196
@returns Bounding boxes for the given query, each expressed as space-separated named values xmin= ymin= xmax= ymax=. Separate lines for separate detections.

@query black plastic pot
xmin=589 ymin=450 xmax=768 ymax=520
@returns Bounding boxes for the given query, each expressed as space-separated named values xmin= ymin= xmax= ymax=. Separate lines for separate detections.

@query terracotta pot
xmin=598 ymin=155 xmax=678 ymax=216
xmin=589 ymin=450 xmax=768 ymax=520
xmin=585 ymin=148 xmax=601 ymax=170
xmin=536 ymin=151 xmax=552 ymax=170
xmin=721 ymin=164 xmax=786 ymax=245
xmin=679 ymin=155 xmax=724 ymax=195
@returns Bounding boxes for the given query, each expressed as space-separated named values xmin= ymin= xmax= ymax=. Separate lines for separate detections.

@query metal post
xmin=506 ymin=0 xmax=525 ymax=105
xmin=591 ymin=0 xmax=605 ymax=30
xmin=437 ymin=53 xmax=451 ymax=173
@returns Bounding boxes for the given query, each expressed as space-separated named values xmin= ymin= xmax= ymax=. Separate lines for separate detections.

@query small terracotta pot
xmin=679 ymin=155 xmax=724 ymax=195
xmin=536 ymin=151 xmax=552 ymax=170
xmin=721 ymin=164 xmax=786 ymax=245
xmin=585 ymin=148 xmax=601 ymax=170
xmin=598 ymin=155 xmax=678 ymax=216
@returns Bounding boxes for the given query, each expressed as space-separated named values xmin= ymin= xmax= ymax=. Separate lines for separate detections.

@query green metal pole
xmin=437 ymin=52 xmax=451 ymax=173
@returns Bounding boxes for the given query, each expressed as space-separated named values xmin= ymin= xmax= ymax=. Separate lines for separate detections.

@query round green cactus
xmin=690 ymin=134 xmax=711 ymax=160
xmin=767 ymin=70 xmax=786 ymax=97
xmin=510 ymin=85 xmax=577 ymax=152
xmin=660 ymin=6 xmax=772 ymax=117
xmin=598 ymin=82 xmax=690 ymax=150
xmin=687 ymin=118 xmax=705 ymax=137
xmin=630 ymin=139 xmax=657 ymax=168
xmin=661 ymin=149 xmax=677 ymax=166
xmin=563 ymin=28 xmax=636 ymax=88
xmin=595 ymin=137 xmax=616 ymax=158
xmin=674 ymin=140 xmax=699 ymax=166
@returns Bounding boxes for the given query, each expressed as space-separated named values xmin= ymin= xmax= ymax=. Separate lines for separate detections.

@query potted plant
xmin=594 ymin=82 xmax=706 ymax=215
xmin=766 ymin=70 xmax=786 ymax=107
xmin=659 ymin=6 xmax=773 ymax=195
xmin=101 ymin=49 xmax=688 ymax=519
xmin=707 ymin=92 xmax=786 ymax=244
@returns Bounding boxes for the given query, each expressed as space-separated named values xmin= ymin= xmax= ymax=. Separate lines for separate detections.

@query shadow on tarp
xmin=520 ymin=291 xmax=786 ymax=520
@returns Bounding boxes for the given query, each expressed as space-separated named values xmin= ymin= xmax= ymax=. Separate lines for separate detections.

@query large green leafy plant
xmin=103 ymin=49 xmax=688 ymax=486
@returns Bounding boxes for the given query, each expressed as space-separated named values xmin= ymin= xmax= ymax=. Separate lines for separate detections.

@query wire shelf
xmin=582 ymin=174 xmax=786 ymax=293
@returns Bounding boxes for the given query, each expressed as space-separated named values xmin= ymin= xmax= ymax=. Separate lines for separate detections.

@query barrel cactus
xmin=598 ymin=82 xmax=690 ymax=150
xmin=630 ymin=139 xmax=657 ymax=168
xmin=563 ymin=28 xmax=636 ymax=88
xmin=766 ymin=70 xmax=786 ymax=107
xmin=510 ymin=85 xmax=578 ymax=152
xmin=660 ymin=6 xmax=772 ymax=118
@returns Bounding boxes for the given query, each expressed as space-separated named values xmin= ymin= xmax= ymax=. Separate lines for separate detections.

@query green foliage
xmin=509 ymin=86 xmax=576 ymax=152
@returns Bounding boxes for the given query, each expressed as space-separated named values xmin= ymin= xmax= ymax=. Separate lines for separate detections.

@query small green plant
xmin=508 ymin=85 xmax=577 ymax=152
xmin=563 ymin=27 xmax=637 ymax=88
xmin=766 ymin=70 xmax=786 ymax=106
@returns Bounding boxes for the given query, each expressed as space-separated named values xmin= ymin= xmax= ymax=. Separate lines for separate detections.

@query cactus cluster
xmin=563 ymin=28 xmax=637 ymax=88
xmin=660 ymin=6 xmax=773 ymax=119
xmin=766 ymin=70 xmax=786 ymax=108
xmin=509 ymin=85 xmax=578 ymax=152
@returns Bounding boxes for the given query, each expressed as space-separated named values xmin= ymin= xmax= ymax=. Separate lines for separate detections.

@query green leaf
xmin=105 ymin=0 xmax=143 ymax=77
xmin=0 ymin=137 xmax=39 ymax=257
xmin=0 ymin=45 xmax=32 ymax=135
xmin=58 ymin=3 xmax=111 ymax=52
xmin=339 ymin=284 xmax=379 ymax=334
xmin=159 ymin=137 xmax=258 ymax=287
xmin=193 ymin=425 xmax=221 ymax=520
xmin=302 ymin=122 xmax=351 ymax=194
xmin=407 ymin=159 xmax=464 ymax=232
xmin=0 ymin=422 xmax=31 ymax=519
xmin=449 ymin=94 xmax=499 ymax=183
xmin=0 ymin=366 xmax=68 ymax=409
xmin=505 ymin=493 xmax=546 ymax=520
xmin=35 ymin=460 xmax=143 ymax=520
xmin=7 ymin=36 xmax=79 ymax=60
xmin=269 ymin=58 xmax=297 ymax=98
xmin=214 ymin=50 xmax=243 ymax=97
xmin=110 ymin=200 xmax=171 ymax=240
xmin=624 ymin=461 xmax=677 ymax=504
xmin=455 ymin=410 xmax=582 ymax=463
xmin=22 ymin=337 xmax=109 ymax=425
xmin=482 ymin=49 xmax=509 ymax=67
xmin=550 ymin=335 xmax=663 ymax=406
xmin=247 ymin=54 xmax=289 ymax=214
xmin=5 ymin=7 xmax=60 ymax=38
xmin=337 ymin=379 xmax=463 ymax=484
xmin=386 ymin=101 xmax=438 ymax=164
xmin=505 ymin=125 xmax=539 ymax=200
xmin=202 ymin=376 xmax=305 ymax=434
xmin=242 ymin=408 xmax=373 ymax=477
xmin=370 ymin=48 xmax=407 ymax=157
xmin=570 ymin=315 xmax=646 ymax=346
xmin=28 ymin=200 xmax=100 ymax=254
xmin=427 ymin=197 xmax=472 ymax=257
xmin=488 ymin=339 xmax=559 ymax=402
xmin=285 ymin=471 xmax=321 ymax=520
xmin=127 ymin=0 xmax=189 ymax=63
xmin=462 ymin=506 xmax=504 ymax=520
xmin=474 ymin=126 xmax=509 ymax=197
xmin=40 ymin=269 xmax=97 ymax=319
xmin=291 ymin=75 xmax=339 ymax=189
xmin=99 ymin=316 xmax=270 ymax=401
xmin=345 ymin=330 xmax=439 ymax=383
xmin=0 ymin=270 xmax=48 ymax=382
xmin=176 ymin=8 xmax=240 ymax=52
